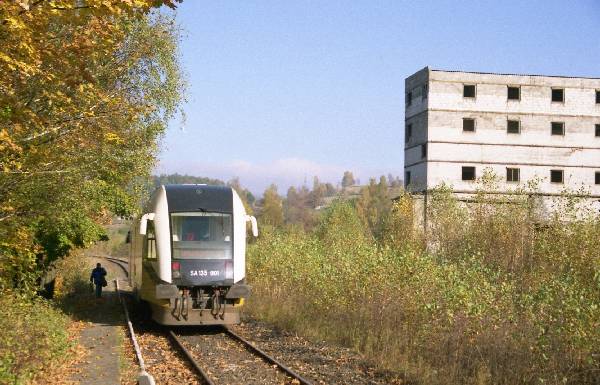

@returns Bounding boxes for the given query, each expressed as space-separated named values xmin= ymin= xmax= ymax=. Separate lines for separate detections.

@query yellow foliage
xmin=104 ymin=132 xmax=124 ymax=144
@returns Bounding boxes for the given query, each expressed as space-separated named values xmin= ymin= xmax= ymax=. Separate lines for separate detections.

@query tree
xmin=355 ymin=175 xmax=392 ymax=239
xmin=0 ymin=2 xmax=184 ymax=290
xmin=228 ymin=177 xmax=254 ymax=215
xmin=260 ymin=184 xmax=284 ymax=227
xmin=310 ymin=176 xmax=327 ymax=208
xmin=341 ymin=171 xmax=355 ymax=188
xmin=154 ymin=173 xmax=225 ymax=187
xmin=387 ymin=173 xmax=403 ymax=187
xmin=284 ymin=184 xmax=316 ymax=230
xmin=324 ymin=182 xmax=337 ymax=196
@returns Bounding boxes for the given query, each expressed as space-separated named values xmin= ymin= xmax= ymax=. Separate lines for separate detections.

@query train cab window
xmin=171 ymin=212 xmax=233 ymax=259
xmin=144 ymin=220 xmax=157 ymax=260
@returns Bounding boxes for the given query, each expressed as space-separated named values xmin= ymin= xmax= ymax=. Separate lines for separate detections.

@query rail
xmin=114 ymin=279 xmax=155 ymax=385
xmin=224 ymin=327 xmax=314 ymax=385
xmin=167 ymin=330 xmax=216 ymax=385
xmin=168 ymin=327 xmax=314 ymax=385
xmin=92 ymin=254 xmax=129 ymax=277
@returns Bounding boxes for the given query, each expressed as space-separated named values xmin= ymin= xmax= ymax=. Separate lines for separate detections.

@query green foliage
xmin=228 ymin=177 xmax=255 ymax=215
xmin=0 ymin=292 xmax=71 ymax=384
xmin=247 ymin=190 xmax=600 ymax=385
xmin=284 ymin=185 xmax=318 ymax=230
xmin=355 ymin=175 xmax=393 ymax=239
xmin=153 ymin=173 xmax=225 ymax=187
xmin=281 ymin=171 xmax=401 ymax=231
xmin=0 ymin=6 xmax=185 ymax=291
xmin=260 ymin=184 xmax=284 ymax=227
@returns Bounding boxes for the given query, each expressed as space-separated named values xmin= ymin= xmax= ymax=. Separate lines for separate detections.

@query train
xmin=129 ymin=184 xmax=258 ymax=325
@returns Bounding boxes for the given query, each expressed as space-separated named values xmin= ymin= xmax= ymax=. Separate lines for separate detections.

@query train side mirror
xmin=139 ymin=213 xmax=155 ymax=235
xmin=246 ymin=215 xmax=258 ymax=237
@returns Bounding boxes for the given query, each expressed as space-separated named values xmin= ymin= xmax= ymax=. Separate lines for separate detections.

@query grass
xmin=87 ymin=222 xmax=130 ymax=259
xmin=0 ymin=292 xmax=71 ymax=384
xmin=246 ymin=186 xmax=600 ymax=385
xmin=0 ymin=243 xmax=127 ymax=384
xmin=0 ymin=250 xmax=92 ymax=384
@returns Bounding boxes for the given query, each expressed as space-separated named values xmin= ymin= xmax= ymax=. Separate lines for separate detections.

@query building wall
xmin=404 ymin=68 xmax=429 ymax=192
xmin=404 ymin=68 xmax=600 ymax=200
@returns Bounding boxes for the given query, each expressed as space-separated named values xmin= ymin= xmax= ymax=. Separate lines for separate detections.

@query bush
xmin=246 ymin=192 xmax=600 ymax=385
xmin=0 ymin=292 xmax=71 ymax=384
xmin=0 ymin=251 xmax=93 ymax=384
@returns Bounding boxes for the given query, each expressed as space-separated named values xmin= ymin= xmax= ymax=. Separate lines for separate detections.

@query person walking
xmin=90 ymin=263 xmax=108 ymax=298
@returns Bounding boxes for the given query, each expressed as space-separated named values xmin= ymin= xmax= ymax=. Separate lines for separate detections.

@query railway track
xmin=93 ymin=254 xmax=129 ymax=277
xmin=108 ymin=254 xmax=313 ymax=384
xmin=168 ymin=326 xmax=314 ymax=385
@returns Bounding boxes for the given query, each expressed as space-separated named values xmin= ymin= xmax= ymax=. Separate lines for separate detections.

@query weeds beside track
xmin=247 ymin=186 xmax=600 ymax=385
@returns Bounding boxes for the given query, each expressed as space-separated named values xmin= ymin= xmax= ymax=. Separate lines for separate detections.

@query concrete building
xmin=404 ymin=67 xmax=600 ymax=213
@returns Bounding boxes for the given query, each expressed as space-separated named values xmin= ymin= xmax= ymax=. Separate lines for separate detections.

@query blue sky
xmin=157 ymin=0 xmax=600 ymax=194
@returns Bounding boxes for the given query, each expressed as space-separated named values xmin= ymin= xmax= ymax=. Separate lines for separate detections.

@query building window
xmin=507 ymin=120 xmax=520 ymax=134
xmin=422 ymin=84 xmax=428 ymax=99
xmin=596 ymin=90 xmax=600 ymax=104
xmin=507 ymin=86 xmax=520 ymax=100
xmin=405 ymin=123 xmax=412 ymax=143
xmin=421 ymin=144 xmax=427 ymax=158
xmin=550 ymin=169 xmax=564 ymax=184
xmin=463 ymin=118 xmax=476 ymax=132
xmin=552 ymin=88 xmax=564 ymax=102
xmin=462 ymin=166 xmax=476 ymax=181
xmin=596 ymin=172 xmax=600 ymax=185
xmin=596 ymin=124 xmax=600 ymax=137
xmin=551 ymin=122 xmax=565 ymax=136
xmin=405 ymin=171 xmax=411 ymax=186
xmin=406 ymin=91 xmax=412 ymax=106
xmin=463 ymin=84 xmax=476 ymax=98
xmin=506 ymin=168 xmax=520 ymax=182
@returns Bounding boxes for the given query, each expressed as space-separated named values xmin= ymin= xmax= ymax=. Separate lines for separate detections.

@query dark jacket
xmin=90 ymin=267 xmax=107 ymax=285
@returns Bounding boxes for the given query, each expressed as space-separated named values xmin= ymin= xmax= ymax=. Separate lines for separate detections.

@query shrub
xmin=0 ymin=292 xmax=71 ymax=384
xmin=246 ymin=192 xmax=600 ymax=385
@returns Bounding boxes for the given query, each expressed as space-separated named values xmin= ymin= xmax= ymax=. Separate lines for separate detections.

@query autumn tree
xmin=341 ymin=171 xmax=355 ymax=188
xmin=310 ymin=176 xmax=327 ymax=208
xmin=260 ymin=184 xmax=284 ymax=227
xmin=324 ymin=182 xmax=337 ymax=196
xmin=155 ymin=173 xmax=225 ymax=187
xmin=284 ymin=185 xmax=316 ymax=230
xmin=355 ymin=175 xmax=393 ymax=239
xmin=387 ymin=173 xmax=403 ymax=187
xmin=0 ymin=1 xmax=184 ymax=290
xmin=228 ymin=177 xmax=255 ymax=215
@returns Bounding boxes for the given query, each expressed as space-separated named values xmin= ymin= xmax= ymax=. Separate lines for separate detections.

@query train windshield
xmin=170 ymin=212 xmax=233 ymax=259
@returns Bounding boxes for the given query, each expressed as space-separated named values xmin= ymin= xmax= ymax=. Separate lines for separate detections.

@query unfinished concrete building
xmin=404 ymin=67 xmax=600 ymax=215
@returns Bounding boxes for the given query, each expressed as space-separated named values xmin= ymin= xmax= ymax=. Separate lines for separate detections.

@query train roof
xmin=163 ymin=184 xmax=233 ymax=213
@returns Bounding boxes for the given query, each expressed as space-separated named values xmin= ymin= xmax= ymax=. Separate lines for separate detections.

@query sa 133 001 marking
xmin=190 ymin=270 xmax=220 ymax=277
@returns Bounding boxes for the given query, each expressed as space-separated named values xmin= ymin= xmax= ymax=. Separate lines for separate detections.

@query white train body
xmin=129 ymin=184 xmax=257 ymax=325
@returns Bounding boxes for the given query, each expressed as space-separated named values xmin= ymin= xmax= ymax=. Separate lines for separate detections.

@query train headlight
xmin=172 ymin=261 xmax=181 ymax=279
xmin=225 ymin=261 xmax=233 ymax=280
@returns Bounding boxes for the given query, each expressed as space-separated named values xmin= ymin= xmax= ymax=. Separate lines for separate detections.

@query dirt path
xmin=68 ymin=255 xmax=130 ymax=385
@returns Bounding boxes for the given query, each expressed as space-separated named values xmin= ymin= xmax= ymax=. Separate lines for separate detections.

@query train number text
xmin=189 ymin=270 xmax=220 ymax=277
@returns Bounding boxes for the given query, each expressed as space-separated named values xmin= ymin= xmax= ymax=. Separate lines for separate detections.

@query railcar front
xmin=130 ymin=184 xmax=257 ymax=325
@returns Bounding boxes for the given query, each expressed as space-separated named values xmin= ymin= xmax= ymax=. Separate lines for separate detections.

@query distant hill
xmin=153 ymin=173 xmax=225 ymax=187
